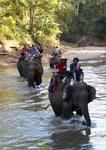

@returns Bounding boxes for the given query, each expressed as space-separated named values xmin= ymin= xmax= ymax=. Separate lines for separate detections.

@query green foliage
xmin=92 ymin=15 xmax=106 ymax=39
xmin=0 ymin=0 xmax=60 ymax=44
xmin=59 ymin=0 xmax=106 ymax=41
xmin=0 ymin=0 xmax=106 ymax=44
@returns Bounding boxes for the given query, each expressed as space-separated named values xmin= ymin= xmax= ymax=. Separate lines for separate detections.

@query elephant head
xmin=63 ymin=82 xmax=96 ymax=126
xmin=64 ymin=82 xmax=96 ymax=104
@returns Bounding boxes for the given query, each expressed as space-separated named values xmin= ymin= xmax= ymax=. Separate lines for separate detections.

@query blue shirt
xmin=28 ymin=47 xmax=37 ymax=56
xmin=70 ymin=63 xmax=77 ymax=73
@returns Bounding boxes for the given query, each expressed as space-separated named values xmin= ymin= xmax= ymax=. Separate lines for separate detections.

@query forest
xmin=0 ymin=0 xmax=106 ymax=46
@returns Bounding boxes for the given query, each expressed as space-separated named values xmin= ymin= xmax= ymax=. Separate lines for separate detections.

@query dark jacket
xmin=74 ymin=68 xmax=84 ymax=81
xmin=70 ymin=63 xmax=77 ymax=73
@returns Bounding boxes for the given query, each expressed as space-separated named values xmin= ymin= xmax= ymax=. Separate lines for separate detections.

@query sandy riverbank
xmin=42 ymin=46 xmax=106 ymax=64
xmin=0 ymin=46 xmax=106 ymax=66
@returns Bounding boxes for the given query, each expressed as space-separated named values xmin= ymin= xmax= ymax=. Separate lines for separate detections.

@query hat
xmin=60 ymin=57 xmax=67 ymax=60
xmin=60 ymin=58 xmax=67 ymax=62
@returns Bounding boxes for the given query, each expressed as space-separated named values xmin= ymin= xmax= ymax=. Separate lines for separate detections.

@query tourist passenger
xmin=51 ymin=46 xmax=62 ymax=58
xmin=73 ymin=62 xmax=84 ymax=82
xmin=22 ymin=44 xmax=29 ymax=55
xmin=28 ymin=44 xmax=40 ymax=56
xmin=55 ymin=58 xmax=67 ymax=79
xmin=70 ymin=57 xmax=79 ymax=75
xmin=38 ymin=46 xmax=43 ymax=53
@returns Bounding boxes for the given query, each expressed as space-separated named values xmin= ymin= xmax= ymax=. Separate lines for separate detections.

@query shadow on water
xmin=49 ymin=128 xmax=92 ymax=150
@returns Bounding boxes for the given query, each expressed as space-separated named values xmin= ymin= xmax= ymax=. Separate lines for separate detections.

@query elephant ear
xmin=87 ymin=85 xmax=96 ymax=103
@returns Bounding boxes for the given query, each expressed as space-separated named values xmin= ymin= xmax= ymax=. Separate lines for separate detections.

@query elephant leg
xmin=36 ymin=76 xmax=42 ymax=85
xmin=17 ymin=63 xmax=23 ymax=77
xmin=49 ymin=58 xmax=55 ymax=68
xmin=23 ymin=65 xmax=28 ymax=78
xmin=76 ymin=109 xmax=82 ymax=116
xmin=28 ymin=78 xmax=35 ymax=88
xmin=50 ymin=102 xmax=63 ymax=117
xmin=75 ymin=108 xmax=86 ymax=125
xmin=83 ymin=105 xmax=91 ymax=126
xmin=50 ymin=63 xmax=54 ymax=69
xmin=18 ymin=68 xmax=23 ymax=77
xmin=63 ymin=101 xmax=73 ymax=119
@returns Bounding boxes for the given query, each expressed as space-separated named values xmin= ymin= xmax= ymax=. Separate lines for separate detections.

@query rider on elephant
xmin=28 ymin=44 xmax=40 ymax=57
xmin=73 ymin=62 xmax=84 ymax=82
xmin=69 ymin=57 xmax=83 ymax=85
xmin=22 ymin=44 xmax=29 ymax=56
xmin=18 ymin=52 xmax=25 ymax=62
xmin=48 ymin=58 xmax=68 ymax=93
xmin=49 ymin=46 xmax=62 ymax=69
xmin=51 ymin=46 xmax=62 ymax=58
xmin=55 ymin=58 xmax=67 ymax=79
xmin=70 ymin=57 xmax=79 ymax=75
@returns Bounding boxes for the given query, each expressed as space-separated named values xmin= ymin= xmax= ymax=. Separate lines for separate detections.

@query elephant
xmin=17 ymin=58 xmax=43 ymax=88
xmin=27 ymin=60 xmax=43 ymax=88
xmin=48 ymin=76 xmax=96 ymax=126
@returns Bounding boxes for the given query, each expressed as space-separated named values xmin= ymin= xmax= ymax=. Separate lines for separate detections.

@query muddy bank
xmin=0 ymin=54 xmax=18 ymax=67
xmin=0 ymin=46 xmax=106 ymax=66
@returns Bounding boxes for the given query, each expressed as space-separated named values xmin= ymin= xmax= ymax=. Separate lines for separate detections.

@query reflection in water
xmin=0 ymin=59 xmax=106 ymax=149
xmin=50 ymin=128 xmax=91 ymax=150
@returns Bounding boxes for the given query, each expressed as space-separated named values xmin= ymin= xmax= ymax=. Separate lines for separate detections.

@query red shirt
xmin=55 ymin=63 xmax=66 ymax=73
xmin=22 ymin=46 xmax=28 ymax=52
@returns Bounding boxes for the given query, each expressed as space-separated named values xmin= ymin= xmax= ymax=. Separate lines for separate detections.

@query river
xmin=0 ymin=58 xmax=106 ymax=150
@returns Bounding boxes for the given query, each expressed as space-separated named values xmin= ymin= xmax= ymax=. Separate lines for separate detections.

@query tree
xmin=0 ymin=0 xmax=61 ymax=44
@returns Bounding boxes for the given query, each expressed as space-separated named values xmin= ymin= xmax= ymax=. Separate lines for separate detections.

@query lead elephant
xmin=27 ymin=60 xmax=43 ymax=88
xmin=49 ymin=77 xmax=96 ymax=126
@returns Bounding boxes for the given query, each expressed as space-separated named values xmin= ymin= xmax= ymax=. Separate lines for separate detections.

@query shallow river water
xmin=0 ymin=58 xmax=106 ymax=150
